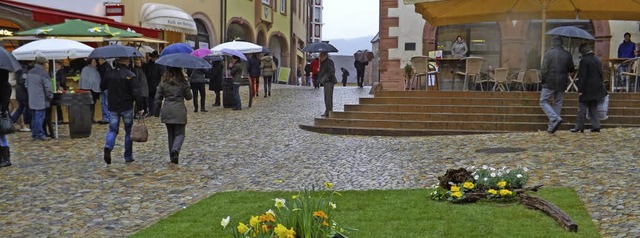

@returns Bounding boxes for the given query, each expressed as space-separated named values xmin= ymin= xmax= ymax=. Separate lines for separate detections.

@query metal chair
xmin=455 ymin=57 xmax=484 ymax=91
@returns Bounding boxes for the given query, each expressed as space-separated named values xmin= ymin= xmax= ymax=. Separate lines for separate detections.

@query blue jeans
xmin=539 ymin=88 xmax=564 ymax=129
xmin=101 ymin=90 xmax=109 ymax=122
xmin=0 ymin=134 xmax=8 ymax=147
xmin=11 ymin=102 xmax=31 ymax=126
xmin=31 ymin=109 xmax=46 ymax=139
xmin=104 ymin=109 xmax=134 ymax=161
xmin=233 ymin=83 xmax=241 ymax=109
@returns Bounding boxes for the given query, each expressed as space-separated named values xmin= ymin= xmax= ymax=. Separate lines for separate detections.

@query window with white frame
xmin=262 ymin=0 xmax=270 ymax=5
xmin=280 ymin=0 xmax=286 ymax=14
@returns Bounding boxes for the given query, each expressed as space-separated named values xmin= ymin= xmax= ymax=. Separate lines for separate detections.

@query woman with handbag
xmin=570 ymin=43 xmax=608 ymax=133
xmin=154 ymin=67 xmax=193 ymax=164
xmin=1 ymin=69 xmax=13 ymax=167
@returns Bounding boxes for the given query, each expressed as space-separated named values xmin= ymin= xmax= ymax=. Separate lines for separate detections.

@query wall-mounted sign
xmin=105 ymin=4 xmax=125 ymax=16
xmin=0 ymin=29 xmax=14 ymax=36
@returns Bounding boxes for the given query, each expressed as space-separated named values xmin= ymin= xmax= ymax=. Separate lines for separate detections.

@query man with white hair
xmin=26 ymin=56 xmax=53 ymax=141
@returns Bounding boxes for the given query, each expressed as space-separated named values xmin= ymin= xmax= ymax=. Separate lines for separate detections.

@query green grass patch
xmin=132 ymin=188 xmax=599 ymax=238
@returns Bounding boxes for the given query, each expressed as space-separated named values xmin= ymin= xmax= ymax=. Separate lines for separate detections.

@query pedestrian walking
xmin=248 ymin=54 xmax=261 ymax=97
xmin=10 ymin=64 xmax=31 ymax=132
xmin=311 ymin=56 xmax=320 ymax=88
xmin=304 ymin=60 xmax=312 ymax=86
xmin=1 ymin=68 xmax=13 ymax=167
xmin=340 ymin=67 xmax=350 ymax=86
xmin=97 ymin=58 xmax=112 ymax=124
xmin=154 ymin=67 xmax=193 ymax=164
xmin=229 ymin=56 xmax=244 ymax=110
xmin=100 ymin=57 xmax=145 ymax=164
xmin=143 ymin=51 xmax=165 ymax=116
xmin=26 ymin=56 xmax=53 ymax=141
xmin=209 ymin=59 xmax=223 ymax=106
xmin=353 ymin=61 xmax=367 ymax=87
xmin=260 ymin=53 xmax=275 ymax=97
xmin=133 ymin=58 xmax=149 ymax=116
xmin=540 ymin=36 xmax=574 ymax=134
xmin=319 ymin=52 xmax=337 ymax=117
xmin=78 ymin=58 xmax=102 ymax=123
xmin=188 ymin=68 xmax=208 ymax=112
xmin=272 ymin=56 xmax=279 ymax=83
xmin=570 ymin=43 xmax=608 ymax=133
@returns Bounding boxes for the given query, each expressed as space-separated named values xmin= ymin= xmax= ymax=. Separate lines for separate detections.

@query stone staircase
xmin=299 ymin=91 xmax=640 ymax=136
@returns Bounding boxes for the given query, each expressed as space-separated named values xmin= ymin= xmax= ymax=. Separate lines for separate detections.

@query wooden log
xmin=518 ymin=193 xmax=578 ymax=232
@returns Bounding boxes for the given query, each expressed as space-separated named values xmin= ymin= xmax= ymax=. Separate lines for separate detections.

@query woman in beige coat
xmin=154 ymin=67 xmax=193 ymax=164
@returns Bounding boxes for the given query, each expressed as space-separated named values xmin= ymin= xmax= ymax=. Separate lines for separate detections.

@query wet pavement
xmin=0 ymin=84 xmax=638 ymax=237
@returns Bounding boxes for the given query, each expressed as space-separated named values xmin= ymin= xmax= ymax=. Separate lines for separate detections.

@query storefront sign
xmin=0 ymin=29 xmax=14 ymax=36
xmin=105 ymin=4 xmax=125 ymax=16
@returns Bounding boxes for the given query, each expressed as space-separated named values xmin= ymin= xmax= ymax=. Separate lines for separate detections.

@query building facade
xmin=309 ymin=0 xmax=322 ymax=43
xmin=379 ymin=0 xmax=640 ymax=91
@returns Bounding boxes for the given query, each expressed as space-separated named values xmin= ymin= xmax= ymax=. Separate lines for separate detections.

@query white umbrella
xmin=211 ymin=40 xmax=263 ymax=55
xmin=11 ymin=39 xmax=94 ymax=60
xmin=12 ymin=39 xmax=93 ymax=139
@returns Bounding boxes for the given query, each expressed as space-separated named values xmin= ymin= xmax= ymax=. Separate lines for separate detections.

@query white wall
xmin=609 ymin=20 xmax=640 ymax=58
xmin=388 ymin=0 xmax=426 ymax=68
xmin=15 ymin=0 xmax=122 ymax=21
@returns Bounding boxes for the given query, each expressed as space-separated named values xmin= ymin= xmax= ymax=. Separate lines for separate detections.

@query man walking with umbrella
xmin=100 ymin=57 xmax=145 ymax=164
xmin=303 ymin=41 xmax=339 ymax=117
xmin=540 ymin=36 xmax=574 ymax=134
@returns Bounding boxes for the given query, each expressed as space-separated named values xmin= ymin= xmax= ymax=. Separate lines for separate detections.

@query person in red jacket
xmin=310 ymin=56 xmax=320 ymax=89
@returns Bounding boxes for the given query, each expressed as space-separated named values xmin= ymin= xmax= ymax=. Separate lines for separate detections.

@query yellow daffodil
xmin=259 ymin=213 xmax=276 ymax=222
xmin=450 ymin=185 xmax=460 ymax=192
xmin=499 ymin=189 xmax=513 ymax=196
xmin=451 ymin=191 xmax=463 ymax=198
xmin=329 ymin=202 xmax=337 ymax=209
xmin=237 ymin=222 xmax=249 ymax=234
xmin=274 ymin=224 xmax=291 ymax=238
xmin=322 ymin=220 xmax=329 ymax=227
xmin=274 ymin=198 xmax=286 ymax=208
xmin=324 ymin=182 xmax=334 ymax=189
xmin=220 ymin=216 xmax=230 ymax=228
xmin=249 ymin=215 xmax=259 ymax=228
xmin=313 ymin=210 xmax=328 ymax=220
xmin=463 ymin=182 xmax=475 ymax=189
xmin=261 ymin=224 xmax=269 ymax=233
xmin=498 ymin=181 xmax=507 ymax=188
xmin=488 ymin=189 xmax=498 ymax=195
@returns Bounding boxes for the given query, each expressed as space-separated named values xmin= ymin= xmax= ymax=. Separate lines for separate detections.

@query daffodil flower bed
xmin=430 ymin=166 xmax=529 ymax=203
xmin=220 ymin=182 xmax=353 ymax=238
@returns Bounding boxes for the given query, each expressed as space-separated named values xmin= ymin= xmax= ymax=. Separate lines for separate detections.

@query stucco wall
xmin=389 ymin=1 xmax=425 ymax=68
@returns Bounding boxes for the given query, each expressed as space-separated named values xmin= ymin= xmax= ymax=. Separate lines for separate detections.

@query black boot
xmin=170 ymin=150 xmax=179 ymax=164
xmin=103 ymin=147 xmax=112 ymax=165
xmin=201 ymin=108 xmax=208 ymax=112
xmin=0 ymin=146 xmax=11 ymax=167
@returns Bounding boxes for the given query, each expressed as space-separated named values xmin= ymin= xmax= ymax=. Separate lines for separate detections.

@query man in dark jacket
xmin=10 ymin=65 xmax=31 ymax=131
xmin=26 ymin=57 xmax=53 ymax=141
xmin=354 ymin=60 xmax=368 ymax=88
xmin=319 ymin=52 xmax=337 ymax=117
xmin=101 ymin=57 xmax=144 ymax=164
xmin=97 ymin=59 xmax=112 ymax=124
xmin=209 ymin=59 xmax=223 ymax=106
xmin=143 ymin=51 xmax=165 ymax=116
xmin=540 ymin=36 xmax=575 ymax=134
xmin=340 ymin=67 xmax=350 ymax=86
xmin=570 ymin=43 xmax=608 ymax=133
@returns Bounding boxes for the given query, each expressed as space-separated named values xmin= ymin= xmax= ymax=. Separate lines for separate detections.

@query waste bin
xmin=52 ymin=92 xmax=94 ymax=138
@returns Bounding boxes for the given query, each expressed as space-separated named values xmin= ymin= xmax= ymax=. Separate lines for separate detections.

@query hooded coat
xmin=260 ymin=56 xmax=275 ymax=77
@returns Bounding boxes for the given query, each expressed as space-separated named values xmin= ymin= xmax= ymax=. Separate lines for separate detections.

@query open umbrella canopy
xmin=12 ymin=39 xmax=94 ymax=60
xmin=161 ymin=43 xmax=194 ymax=56
xmin=220 ymin=48 xmax=247 ymax=61
xmin=15 ymin=19 xmax=141 ymax=37
xmin=406 ymin=0 xmax=640 ymax=27
xmin=545 ymin=26 xmax=595 ymax=40
xmin=302 ymin=41 xmax=338 ymax=53
xmin=88 ymin=45 xmax=142 ymax=59
xmin=156 ymin=53 xmax=212 ymax=69
xmin=0 ymin=48 xmax=21 ymax=72
xmin=191 ymin=48 xmax=213 ymax=58
xmin=211 ymin=41 xmax=263 ymax=55
xmin=354 ymin=50 xmax=375 ymax=63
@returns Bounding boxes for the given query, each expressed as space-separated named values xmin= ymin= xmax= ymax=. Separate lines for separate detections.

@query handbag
xmin=0 ymin=111 xmax=14 ymax=135
xmin=131 ymin=117 xmax=148 ymax=142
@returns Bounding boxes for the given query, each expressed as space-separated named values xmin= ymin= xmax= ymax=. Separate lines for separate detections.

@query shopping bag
xmin=0 ymin=111 xmax=14 ymax=135
xmin=131 ymin=117 xmax=148 ymax=142
xmin=597 ymin=95 xmax=609 ymax=120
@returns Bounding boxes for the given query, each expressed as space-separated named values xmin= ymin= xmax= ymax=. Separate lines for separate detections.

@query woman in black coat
xmin=1 ymin=69 xmax=13 ymax=167
xmin=570 ymin=43 xmax=608 ymax=133
xmin=208 ymin=59 xmax=223 ymax=106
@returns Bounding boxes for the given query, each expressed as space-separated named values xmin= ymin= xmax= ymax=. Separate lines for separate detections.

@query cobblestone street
xmin=1 ymin=84 xmax=639 ymax=237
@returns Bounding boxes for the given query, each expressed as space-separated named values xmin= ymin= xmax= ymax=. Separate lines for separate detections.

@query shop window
xmin=436 ymin=22 xmax=501 ymax=69
xmin=186 ymin=19 xmax=210 ymax=49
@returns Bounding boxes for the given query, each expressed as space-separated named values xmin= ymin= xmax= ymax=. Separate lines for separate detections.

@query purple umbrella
xmin=221 ymin=48 xmax=247 ymax=61
xmin=191 ymin=48 xmax=213 ymax=59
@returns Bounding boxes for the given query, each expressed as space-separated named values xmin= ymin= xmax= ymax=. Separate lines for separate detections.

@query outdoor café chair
xmin=620 ymin=58 xmax=640 ymax=92
xmin=455 ymin=57 xmax=484 ymax=91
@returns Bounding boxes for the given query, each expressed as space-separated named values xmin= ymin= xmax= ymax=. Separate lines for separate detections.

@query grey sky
xmin=322 ymin=0 xmax=379 ymax=40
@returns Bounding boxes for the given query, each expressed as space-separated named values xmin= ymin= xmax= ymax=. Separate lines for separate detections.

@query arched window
xmin=186 ymin=19 xmax=210 ymax=49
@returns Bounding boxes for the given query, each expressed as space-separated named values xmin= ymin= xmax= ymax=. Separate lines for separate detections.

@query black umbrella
xmin=545 ymin=26 xmax=595 ymax=40
xmin=302 ymin=41 xmax=338 ymax=53
xmin=203 ymin=55 xmax=224 ymax=62
xmin=156 ymin=53 xmax=212 ymax=69
xmin=88 ymin=45 xmax=142 ymax=59
xmin=0 ymin=47 xmax=21 ymax=72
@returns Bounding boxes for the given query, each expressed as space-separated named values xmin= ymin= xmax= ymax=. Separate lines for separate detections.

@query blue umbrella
xmin=221 ymin=48 xmax=247 ymax=61
xmin=155 ymin=53 xmax=211 ymax=69
xmin=0 ymin=47 xmax=21 ymax=72
xmin=89 ymin=45 xmax=142 ymax=58
xmin=545 ymin=26 xmax=595 ymax=40
xmin=161 ymin=43 xmax=194 ymax=56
